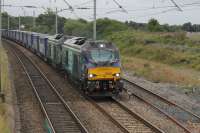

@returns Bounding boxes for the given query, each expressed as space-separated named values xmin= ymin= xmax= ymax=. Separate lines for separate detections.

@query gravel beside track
xmin=123 ymin=78 xmax=200 ymax=133
xmin=3 ymin=41 xmax=46 ymax=133
xmin=118 ymin=91 xmax=188 ymax=133
xmin=92 ymin=97 xmax=163 ymax=133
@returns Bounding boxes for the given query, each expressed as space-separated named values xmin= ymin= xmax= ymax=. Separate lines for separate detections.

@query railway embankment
xmin=0 ymin=42 xmax=13 ymax=133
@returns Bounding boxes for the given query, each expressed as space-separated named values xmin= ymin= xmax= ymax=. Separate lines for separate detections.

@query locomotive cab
xmin=81 ymin=41 xmax=123 ymax=96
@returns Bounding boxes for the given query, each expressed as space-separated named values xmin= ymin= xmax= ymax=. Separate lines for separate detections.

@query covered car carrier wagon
xmin=23 ymin=31 xmax=28 ymax=48
xmin=38 ymin=34 xmax=48 ymax=60
xmin=16 ymin=31 xmax=20 ymax=42
xmin=32 ymin=34 xmax=40 ymax=53
xmin=27 ymin=32 xmax=35 ymax=49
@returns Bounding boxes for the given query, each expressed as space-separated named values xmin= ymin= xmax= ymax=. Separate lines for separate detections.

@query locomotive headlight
xmin=100 ymin=44 xmax=104 ymax=48
xmin=88 ymin=73 xmax=97 ymax=78
xmin=89 ymin=74 xmax=94 ymax=78
xmin=115 ymin=73 xmax=120 ymax=77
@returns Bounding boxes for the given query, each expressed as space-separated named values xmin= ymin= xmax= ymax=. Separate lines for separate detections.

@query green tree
xmin=2 ymin=12 xmax=9 ymax=29
xmin=35 ymin=9 xmax=55 ymax=34
xmin=182 ymin=22 xmax=192 ymax=32
xmin=35 ymin=8 xmax=65 ymax=34
xmin=95 ymin=18 xmax=128 ymax=38
xmin=64 ymin=19 xmax=89 ymax=36
xmin=147 ymin=18 xmax=161 ymax=32
xmin=2 ymin=12 xmax=24 ymax=30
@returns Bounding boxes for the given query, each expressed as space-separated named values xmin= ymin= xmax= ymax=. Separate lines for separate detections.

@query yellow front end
xmin=88 ymin=67 xmax=121 ymax=81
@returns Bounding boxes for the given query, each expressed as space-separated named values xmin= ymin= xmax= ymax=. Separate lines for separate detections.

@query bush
xmin=107 ymin=30 xmax=200 ymax=71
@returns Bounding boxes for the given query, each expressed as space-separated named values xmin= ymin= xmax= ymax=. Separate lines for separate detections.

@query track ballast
xmin=9 ymin=41 xmax=88 ymax=133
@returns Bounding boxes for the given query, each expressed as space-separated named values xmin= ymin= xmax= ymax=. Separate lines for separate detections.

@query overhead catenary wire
xmin=112 ymin=0 xmax=128 ymax=13
xmin=170 ymin=0 xmax=182 ymax=11
xmin=4 ymin=0 xmax=200 ymax=28
xmin=134 ymin=6 xmax=200 ymax=19
xmin=82 ymin=0 xmax=200 ymax=23
xmin=97 ymin=1 xmax=200 ymax=17
xmin=61 ymin=1 xmax=200 ymax=15
xmin=136 ymin=8 xmax=178 ymax=18
xmin=61 ymin=0 xmax=83 ymax=19
xmin=5 ymin=1 xmax=200 ymax=20
xmin=49 ymin=0 xmax=91 ymax=34
xmin=122 ymin=2 xmax=200 ymax=12
xmin=62 ymin=1 xmax=200 ymax=11
xmin=73 ymin=0 xmax=93 ymax=8
xmin=2 ymin=4 xmax=38 ymax=8
xmin=62 ymin=0 xmax=74 ymax=11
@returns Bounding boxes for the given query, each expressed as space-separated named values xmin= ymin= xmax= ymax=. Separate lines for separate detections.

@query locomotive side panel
xmin=61 ymin=46 xmax=82 ymax=80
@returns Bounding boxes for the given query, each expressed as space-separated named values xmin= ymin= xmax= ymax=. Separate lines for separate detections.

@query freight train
xmin=2 ymin=30 xmax=123 ymax=97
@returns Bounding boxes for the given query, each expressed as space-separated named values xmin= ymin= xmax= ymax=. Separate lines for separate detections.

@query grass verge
xmin=122 ymin=56 xmax=200 ymax=87
xmin=107 ymin=30 xmax=200 ymax=71
xmin=0 ymin=43 xmax=11 ymax=133
xmin=105 ymin=30 xmax=200 ymax=87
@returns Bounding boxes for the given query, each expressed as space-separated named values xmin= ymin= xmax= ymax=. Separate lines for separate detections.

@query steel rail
xmin=7 ymin=40 xmax=89 ymax=133
xmin=5 ymin=38 xmax=184 ymax=133
xmin=8 ymin=43 xmax=56 ymax=133
xmin=123 ymin=78 xmax=200 ymax=133
xmin=8 ymin=40 xmax=165 ymax=133
xmin=25 ymin=47 xmax=89 ymax=133
xmin=122 ymin=87 xmax=191 ymax=133
xmin=123 ymin=78 xmax=200 ymax=120
xmin=112 ymin=97 xmax=165 ymax=133
xmin=87 ymin=96 xmax=164 ymax=133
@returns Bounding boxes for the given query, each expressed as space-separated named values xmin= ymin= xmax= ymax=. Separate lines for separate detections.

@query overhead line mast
xmin=62 ymin=0 xmax=96 ymax=40
xmin=18 ymin=15 xmax=21 ymax=31
xmin=33 ymin=10 xmax=36 ymax=29
xmin=55 ymin=7 xmax=58 ymax=34
xmin=93 ymin=0 xmax=96 ymax=41
xmin=7 ymin=15 xmax=9 ymax=30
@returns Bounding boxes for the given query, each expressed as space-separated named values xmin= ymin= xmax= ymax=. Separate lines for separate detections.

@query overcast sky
xmin=4 ymin=0 xmax=200 ymax=25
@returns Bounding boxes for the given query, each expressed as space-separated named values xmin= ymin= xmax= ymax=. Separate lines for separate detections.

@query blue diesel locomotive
xmin=2 ymin=29 xmax=123 ymax=96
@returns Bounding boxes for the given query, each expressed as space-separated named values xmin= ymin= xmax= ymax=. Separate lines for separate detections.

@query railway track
xmin=7 ymin=39 xmax=197 ymax=133
xmin=88 ymin=97 xmax=164 ymax=133
xmin=123 ymin=78 xmax=200 ymax=133
xmin=8 ymin=42 xmax=88 ymax=133
xmin=6 ymin=40 xmax=163 ymax=133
